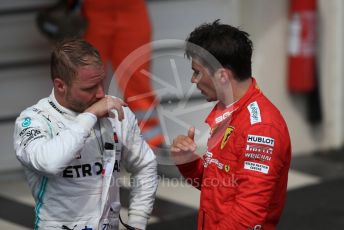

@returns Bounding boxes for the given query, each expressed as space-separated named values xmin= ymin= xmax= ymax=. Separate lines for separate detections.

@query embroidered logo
xmin=21 ymin=117 xmax=31 ymax=128
xmin=247 ymin=135 xmax=275 ymax=147
xmin=247 ymin=101 xmax=261 ymax=125
xmin=244 ymin=161 xmax=269 ymax=174
xmin=220 ymin=126 xmax=234 ymax=149
xmin=113 ymin=132 xmax=118 ymax=143
xmin=224 ymin=164 xmax=230 ymax=173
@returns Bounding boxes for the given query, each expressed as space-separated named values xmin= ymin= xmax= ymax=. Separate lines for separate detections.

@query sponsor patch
xmin=244 ymin=161 xmax=269 ymax=174
xmin=113 ymin=132 xmax=118 ymax=143
xmin=247 ymin=101 xmax=261 ymax=124
xmin=63 ymin=161 xmax=119 ymax=178
xmin=215 ymin=111 xmax=231 ymax=124
xmin=61 ymin=224 xmax=77 ymax=230
xmin=203 ymin=151 xmax=213 ymax=168
xmin=32 ymin=108 xmax=42 ymax=114
xmin=21 ymin=117 xmax=32 ymax=128
xmin=247 ymin=135 xmax=275 ymax=147
xmin=19 ymin=127 xmax=31 ymax=137
xmin=20 ymin=128 xmax=45 ymax=147
xmin=104 ymin=142 xmax=114 ymax=150
xmin=245 ymin=153 xmax=271 ymax=161
xmin=224 ymin=164 xmax=230 ymax=173
xmin=220 ymin=126 xmax=234 ymax=149
xmin=23 ymin=129 xmax=41 ymax=138
xmin=203 ymin=151 xmax=224 ymax=170
xmin=246 ymin=144 xmax=273 ymax=154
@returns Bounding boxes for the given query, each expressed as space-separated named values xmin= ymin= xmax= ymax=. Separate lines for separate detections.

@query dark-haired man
xmin=171 ymin=20 xmax=291 ymax=230
xmin=14 ymin=39 xmax=157 ymax=230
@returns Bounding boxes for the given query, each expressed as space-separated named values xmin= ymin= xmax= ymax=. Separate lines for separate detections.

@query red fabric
xmin=178 ymin=78 xmax=291 ymax=230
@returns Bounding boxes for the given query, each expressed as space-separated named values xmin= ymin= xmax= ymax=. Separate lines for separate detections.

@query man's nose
xmin=191 ymin=75 xmax=198 ymax=84
xmin=96 ymin=85 xmax=105 ymax=98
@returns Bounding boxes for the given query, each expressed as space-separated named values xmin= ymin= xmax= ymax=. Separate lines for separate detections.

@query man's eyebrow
xmin=81 ymin=86 xmax=96 ymax=90
xmin=82 ymin=83 xmax=98 ymax=88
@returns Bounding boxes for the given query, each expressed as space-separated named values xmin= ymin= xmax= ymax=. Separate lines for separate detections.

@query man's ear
xmin=215 ymin=68 xmax=232 ymax=84
xmin=53 ymin=78 xmax=67 ymax=94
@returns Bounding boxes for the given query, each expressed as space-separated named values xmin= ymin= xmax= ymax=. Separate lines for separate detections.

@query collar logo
xmin=220 ymin=126 xmax=234 ymax=149
xmin=215 ymin=111 xmax=231 ymax=124
xmin=48 ymin=100 xmax=65 ymax=114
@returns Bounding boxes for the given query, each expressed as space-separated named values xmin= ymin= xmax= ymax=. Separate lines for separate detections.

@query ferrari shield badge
xmin=220 ymin=126 xmax=234 ymax=149
xmin=224 ymin=164 xmax=230 ymax=173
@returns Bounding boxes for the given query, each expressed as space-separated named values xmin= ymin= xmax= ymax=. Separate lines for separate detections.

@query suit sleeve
xmin=120 ymin=107 xmax=158 ymax=230
xmin=13 ymin=110 xmax=96 ymax=175
xmin=177 ymin=158 xmax=204 ymax=190
xmin=217 ymin=124 xmax=289 ymax=229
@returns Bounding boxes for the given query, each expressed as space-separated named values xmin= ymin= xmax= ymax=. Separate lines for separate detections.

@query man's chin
xmin=69 ymin=103 xmax=88 ymax=113
xmin=73 ymin=107 xmax=86 ymax=113
xmin=205 ymin=96 xmax=217 ymax=102
xmin=200 ymin=92 xmax=216 ymax=102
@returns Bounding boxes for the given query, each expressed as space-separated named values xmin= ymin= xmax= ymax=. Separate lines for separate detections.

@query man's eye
xmin=84 ymin=86 xmax=96 ymax=91
xmin=193 ymin=71 xmax=202 ymax=79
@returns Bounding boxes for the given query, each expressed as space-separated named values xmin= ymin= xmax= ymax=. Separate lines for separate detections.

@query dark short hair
xmin=50 ymin=38 xmax=102 ymax=85
xmin=185 ymin=20 xmax=253 ymax=81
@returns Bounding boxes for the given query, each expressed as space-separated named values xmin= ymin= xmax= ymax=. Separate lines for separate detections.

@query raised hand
xmin=85 ymin=96 xmax=128 ymax=121
xmin=171 ymin=127 xmax=199 ymax=165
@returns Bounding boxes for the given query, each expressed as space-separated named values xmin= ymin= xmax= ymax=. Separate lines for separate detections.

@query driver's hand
xmin=85 ymin=96 xmax=128 ymax=121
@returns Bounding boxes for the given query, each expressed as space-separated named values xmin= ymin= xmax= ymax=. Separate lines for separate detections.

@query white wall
xmin=318 ymin=0 xmax=344 ymax=150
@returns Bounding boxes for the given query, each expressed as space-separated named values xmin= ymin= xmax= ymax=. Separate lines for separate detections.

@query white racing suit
xmin=13 ymin=92 xmax=158 ymax=230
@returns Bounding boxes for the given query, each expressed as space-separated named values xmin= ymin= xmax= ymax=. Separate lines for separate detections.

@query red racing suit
xmin=177 ymin=78 xmax=291 ymax=230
